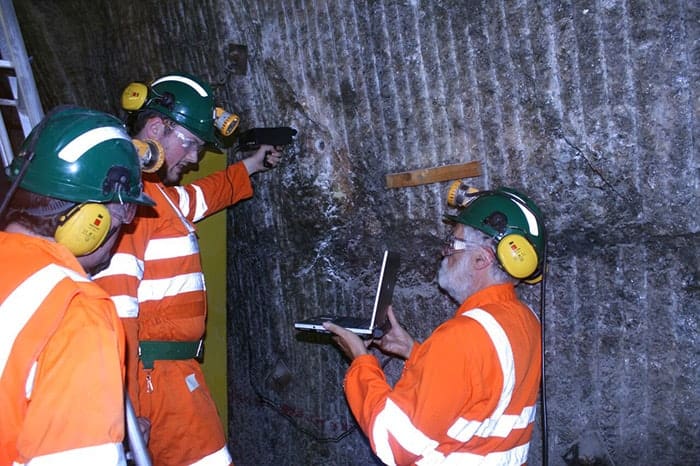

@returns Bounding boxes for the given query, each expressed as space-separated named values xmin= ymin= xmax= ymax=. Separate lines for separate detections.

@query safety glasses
xmin=442 ymin=233 xmax=486 ymax=257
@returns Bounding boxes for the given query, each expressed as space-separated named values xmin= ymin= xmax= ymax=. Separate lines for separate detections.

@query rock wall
xmin=15 ymin=1 xmax=698 ymax=464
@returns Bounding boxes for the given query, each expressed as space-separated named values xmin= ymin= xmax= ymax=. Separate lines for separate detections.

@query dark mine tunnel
xmin=4 ymin=0 xmax=698 ymax=465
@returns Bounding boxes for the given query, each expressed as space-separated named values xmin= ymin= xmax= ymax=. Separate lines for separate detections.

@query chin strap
xmin=0 ymin=149 xmax=35 ymax=224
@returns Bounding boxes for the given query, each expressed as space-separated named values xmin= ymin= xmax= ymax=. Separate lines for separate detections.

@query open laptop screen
xmin=294 ymin=250 xmax=400 ymax=338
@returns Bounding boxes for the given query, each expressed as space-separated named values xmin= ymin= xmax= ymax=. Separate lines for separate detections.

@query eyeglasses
xmin=172 ymin=127 xmax=204 ymax=152
xmin=163 ymin=119 xmax=204 ymax=153
xmin=442 ymin=233 xmax=485 ymax=256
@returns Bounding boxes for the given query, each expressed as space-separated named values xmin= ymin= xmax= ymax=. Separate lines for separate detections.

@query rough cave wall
xmin=15 ymin=0 xmax=698 ymax=465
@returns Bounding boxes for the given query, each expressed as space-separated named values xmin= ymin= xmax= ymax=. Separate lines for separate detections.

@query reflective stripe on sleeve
xmin=188 ymin=444 xmax=232 ymax=465
xmin=93 ymin=253 xmax=144 ymax=279
xmin=144 ymin=235 xmax=199 ymax=261
xmin=173 ymin=185 xmax=191 ymax=218
xmin=372 ymin=398 xmax=443 ymax=466
xmin=0 ymin=264 xmax=87 ymax=376
xmin=175 ymin=184 xmax=209 ymax=222
xmin=440 ymin=441 xmax=530 ymax=465
xmin=20 ymin=442 xmax=126 ymax=465
xmin=25 ymin=361 xmax=38 ymax=399
xmin=447 ymin=405 xmax=536 ymax=443
xmin=109 ymin=295 xmax=139 ymax=318
xmin=137 ymin=272 xmax=206 ymax=303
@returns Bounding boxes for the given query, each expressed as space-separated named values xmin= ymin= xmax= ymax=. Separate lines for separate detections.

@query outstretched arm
xmin=242 ymin=144 xmax=282 ymax=175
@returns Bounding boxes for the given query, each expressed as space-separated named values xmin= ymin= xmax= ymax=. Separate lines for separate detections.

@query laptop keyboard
xmin=333 ymin=316 xmax=371 ymax=328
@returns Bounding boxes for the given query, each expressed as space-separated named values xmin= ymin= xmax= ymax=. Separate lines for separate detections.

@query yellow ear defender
xmin=444 ymin=183 xmax=546 ymax=283
xmin=121 ymin=82 xmax=149 ymax=112
xmin=54 ymin=203 xmax=111 ymax=256
xmin=495 ymin=233 xmax=539 ymax=280
xmin=132 ymin=138 xmax=166 ymax=173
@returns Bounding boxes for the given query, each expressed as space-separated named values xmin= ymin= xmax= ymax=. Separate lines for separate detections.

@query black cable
xmin=244 ymin=330 xmax=359 ymax=443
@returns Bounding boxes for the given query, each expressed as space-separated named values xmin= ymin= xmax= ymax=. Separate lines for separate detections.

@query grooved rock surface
xmin=16 ymin=1 xmax=698 ymax=464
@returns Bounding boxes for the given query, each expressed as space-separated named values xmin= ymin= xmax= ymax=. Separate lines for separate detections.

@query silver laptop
xmin=294 ymin=250 xmax=400 ymax=339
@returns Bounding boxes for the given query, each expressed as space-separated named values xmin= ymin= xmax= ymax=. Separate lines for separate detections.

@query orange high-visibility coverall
xmin=94 ymin=161 xmax=254 ymax=466
xmin=344 ymin=283 xmax=541 ymax=466
xmin=0 ymin=232 xmax=126 ymax=465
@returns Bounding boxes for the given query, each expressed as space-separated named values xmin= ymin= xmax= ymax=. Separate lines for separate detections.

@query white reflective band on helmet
xmin=514 ymin=202 xmax=540 ymax=237
xmin=152 ymin=75 xmax=209 ymax=97
xmin=58 ymin=126 xmax=130 ymax=163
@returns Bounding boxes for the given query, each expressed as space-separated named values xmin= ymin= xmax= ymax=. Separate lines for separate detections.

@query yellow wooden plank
xmin=385 ymin=161 xmax=482 ymax=188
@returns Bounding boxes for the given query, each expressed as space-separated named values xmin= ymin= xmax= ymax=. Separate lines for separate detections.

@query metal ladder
xmin=0 ymin=0 xmax=43 ymax=168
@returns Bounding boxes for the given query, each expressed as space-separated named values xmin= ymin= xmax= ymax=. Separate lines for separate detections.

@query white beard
xmin=437 ymin=256 xmax=476 ymax=304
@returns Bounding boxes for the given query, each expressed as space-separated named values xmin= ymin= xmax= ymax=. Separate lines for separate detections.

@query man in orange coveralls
xmin=324 ymin=187 xmax=547 ymax=465
xmin=93 ymin=72 xmax=282 ymax=466
xmin=0 ymin=106 xmax=154 ymax=465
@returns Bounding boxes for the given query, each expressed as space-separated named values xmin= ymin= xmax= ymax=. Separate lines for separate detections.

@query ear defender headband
xmin=54 ymin=203 xmax=111 ymax=256
xmin=445 ymin=182 xmax=546 ymax=283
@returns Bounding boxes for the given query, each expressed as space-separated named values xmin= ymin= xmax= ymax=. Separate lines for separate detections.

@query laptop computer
xmin=294 ymin=250 xmax=400 ymax=339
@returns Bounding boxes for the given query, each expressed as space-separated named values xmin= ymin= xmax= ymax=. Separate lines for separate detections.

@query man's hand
xmin=323 ymin=322 xmax=371 ymax=361
xmin=242 ymin=144 xmax=282 ymax=175
xmin=372 ymin=306 xmax=414 ymax=359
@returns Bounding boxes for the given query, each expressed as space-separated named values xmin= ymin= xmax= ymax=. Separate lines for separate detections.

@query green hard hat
xmin=145 ymin=73 xmax=218 ymax=144
xmin=7 ymin=106 xmax=154 ymax=206
xmin=445 ymin=187 xmax=546 ymax=280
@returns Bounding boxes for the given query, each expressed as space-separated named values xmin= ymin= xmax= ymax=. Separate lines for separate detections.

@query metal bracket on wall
xmin=385 ymin=161 xmax=482 ymax=189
